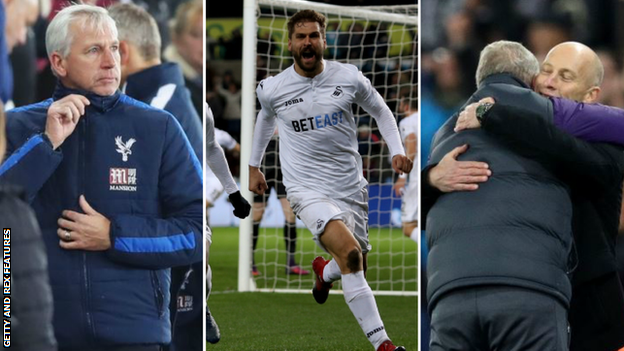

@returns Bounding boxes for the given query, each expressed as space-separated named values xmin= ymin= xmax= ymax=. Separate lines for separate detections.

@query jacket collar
xmin=480 ymin=73 xmax=531 ymax=89
xmin=123 ymin=62 xmax=184 ymax=101
xmin=52 ymin=82 xmax=121 ymax=113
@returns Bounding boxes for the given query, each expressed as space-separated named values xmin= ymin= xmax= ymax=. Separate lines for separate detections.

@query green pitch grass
xmin=208 ymin=227 xmax=418 ymax=350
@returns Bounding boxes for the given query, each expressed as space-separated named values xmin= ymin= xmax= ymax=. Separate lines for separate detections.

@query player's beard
xmin=293 ymin=45 xmax=324 ymax=73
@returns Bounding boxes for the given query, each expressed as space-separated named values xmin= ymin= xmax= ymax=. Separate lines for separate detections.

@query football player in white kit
xmin=248 ymin=10 xmax=412 ymax=351
xmin=205 ymin=103 xmax=251 ymax=343
xmin=393 ymin=96 xmax=419 ymax=243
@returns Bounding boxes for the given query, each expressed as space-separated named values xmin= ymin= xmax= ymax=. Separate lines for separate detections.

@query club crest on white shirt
xmin=331 ymin=86 xmax=343 ymax=99
xmin=115 ymin=136 xmax=136 ymax=162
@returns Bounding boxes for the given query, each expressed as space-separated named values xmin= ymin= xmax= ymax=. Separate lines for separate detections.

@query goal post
xmin=239 ymin=0 xmax=418 ymax=295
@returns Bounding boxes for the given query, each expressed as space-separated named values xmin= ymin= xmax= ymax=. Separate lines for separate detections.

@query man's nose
xmin=101 ymin=48 xmax=117 ymax=68
xmin=545 ymin=74 xmax=558 ymax=88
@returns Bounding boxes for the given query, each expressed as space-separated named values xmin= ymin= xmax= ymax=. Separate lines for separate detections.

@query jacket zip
xmin=80 ymin=112 xmax=95 ymax=341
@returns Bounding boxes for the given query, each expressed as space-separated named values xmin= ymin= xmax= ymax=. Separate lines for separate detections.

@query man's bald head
xmin=535 ymin=41 xmax=603 ymax=103
xmin=551 ymin=42 xmax=603 ymax=86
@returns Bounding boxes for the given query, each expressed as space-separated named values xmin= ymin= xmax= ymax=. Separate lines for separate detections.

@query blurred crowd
xmin=3 ymin=0 xmax=204 ymax=119
xmin=207 ymin=11 xmax=417 ymax=184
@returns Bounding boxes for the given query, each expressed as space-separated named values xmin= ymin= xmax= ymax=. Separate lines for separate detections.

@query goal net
xmin=239 ymin=0 xmax=418 ymax=296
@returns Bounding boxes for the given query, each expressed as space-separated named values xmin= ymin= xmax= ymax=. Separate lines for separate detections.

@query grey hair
xmin=45 ymin=4 xmax=118 ymax=59
xmin=475 ymin=40 xmax=539 ymax=88
xmin=108 ymin=3 xmax=161 ymax=61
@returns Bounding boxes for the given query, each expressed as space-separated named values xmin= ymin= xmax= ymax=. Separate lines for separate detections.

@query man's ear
xmin=49 ymin=52 xmax=67 ymax=77
xmin=584 ymin=86 xmax=601 ymax=103
xmin=119 ymin=41 xmax=130 ymax=66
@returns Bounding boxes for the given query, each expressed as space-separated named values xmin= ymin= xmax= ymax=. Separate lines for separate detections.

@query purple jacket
xmin=551 ymin=97 xmax=624 ymax=144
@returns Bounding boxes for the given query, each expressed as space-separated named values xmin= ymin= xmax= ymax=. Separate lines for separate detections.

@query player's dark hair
xmin=287 ymin=9 xmax=327 ymax=39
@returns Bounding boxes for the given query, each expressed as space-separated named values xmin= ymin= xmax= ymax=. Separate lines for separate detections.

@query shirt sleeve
xmin=482 ymin=102 xmax=624 ymax=194
xmin=551 ymin=97 xmax=624 ymax=145
xmin=249 ymin=81 xmax=278 ymax=167
xmin=206 ymin=104 xmax=238 ymax=195
xmin=354 ymin=71 xmax=405 ymax=157
xmin=0 ymin=113 xmax=63 ymax=202
xmin=215 ymin=128 xmax=238 ymax=151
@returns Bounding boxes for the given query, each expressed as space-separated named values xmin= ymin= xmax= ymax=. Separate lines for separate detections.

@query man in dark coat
xmin=424 ymin=41 xmax=624 ymax=351
xmin=425 ymin=40 xmax=574 ymax=350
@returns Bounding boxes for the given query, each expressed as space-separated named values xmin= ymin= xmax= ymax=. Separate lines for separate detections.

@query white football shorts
xmin=287 ymin=187 xmax=372 ymax=254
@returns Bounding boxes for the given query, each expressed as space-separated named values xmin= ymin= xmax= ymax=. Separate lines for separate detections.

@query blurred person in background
xmin=2 ymin=0 xmax=40 ymax=108
xmin=215 ymin=70 xmax=242 ymax=139
xmin=595 ymin=49 xmax=624 ymax=108
xmin=109 ymin=4 xmax=204 ymax=350
xmin=524 ymin=13 xmax=573 ymax=63
xmin=393 ymin=95 xmax=418 ymax=244
xmin=164 ymin=0 xmax=203 ymax=117
xmin=110 ymin=2 xmax=202 ymax=157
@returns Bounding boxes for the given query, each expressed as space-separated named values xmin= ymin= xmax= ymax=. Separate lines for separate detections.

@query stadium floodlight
xmin=239 ymin=0 xmax=418 ymax=296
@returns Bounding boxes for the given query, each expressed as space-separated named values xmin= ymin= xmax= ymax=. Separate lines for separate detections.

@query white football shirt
xmin=250 ymin=60 xmax=405 ymax=198
xmin=206 ymin=103 xmax=238 ymax=195
xmin=215 ymin=128 xmax=237 ymax=152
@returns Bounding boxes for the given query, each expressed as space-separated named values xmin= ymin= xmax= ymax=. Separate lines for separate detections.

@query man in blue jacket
xmin=0 ymin=4 xmax=203 ymax=351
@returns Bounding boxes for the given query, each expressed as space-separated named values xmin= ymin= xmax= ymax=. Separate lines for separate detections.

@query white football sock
xmin=323 ymin=258 xmax=342 ymax=282
xmin=342 ymin=271 xmax=389 ymax=350
xmin=410 ymin=227 xmax=419 ymax=243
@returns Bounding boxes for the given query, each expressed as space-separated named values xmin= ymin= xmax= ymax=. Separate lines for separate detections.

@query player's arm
xmin=215 ymin=128 xmax=241 ymax=155
xmin=421 ymin=112 xmax=492 ymax=230
xmin=249 ymin=80 xmax=277 ymax=195
xmin=549 ymin=97 xmax=624 ymax=144
xmin=354 ymin=71 xmax=412 ymax=174
xmin=393 ymin=131 xmax=417 ymax=196
xmin=206 ymin=106 xmax=250 ymax=218
xmin=457 ymin=96 xmax=624 ymax=144
xmin=206 ymin=107 xmax=238 ymax=195
xmin=457 ymin=98 xmax=624 ymax=193
xmin=249 ymin=108 xmax=275 ymax=195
